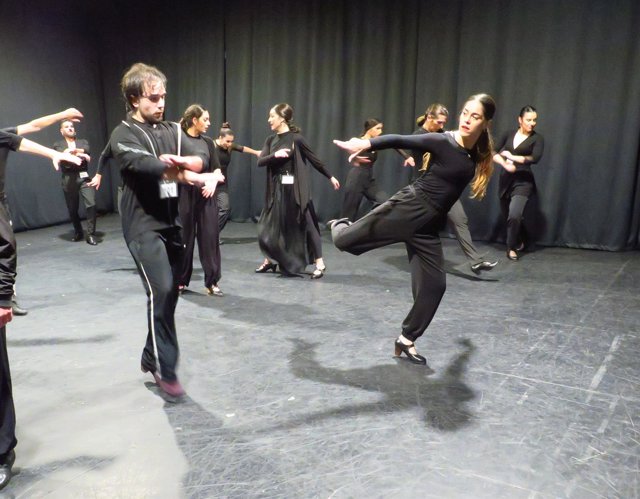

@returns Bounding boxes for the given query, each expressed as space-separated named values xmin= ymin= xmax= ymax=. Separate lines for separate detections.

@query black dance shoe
xmin=11 ymin=295 xmax=28 ymax=316
xmin=0 ymin=449 xmax=16 ymax=491
xmin=255 ymin=262 xmax=278 ymax=273
xmin=471 ymin=260 xmax=498 ymax=272
xmin=86 ymin=234 xmax=98 ymax=245
xmin=310 ymin=265 xmax=326 ymax=279
xmin=394 ymin=339 xmax=428 ymax=365
xmin=71 ymin=231 xmax=84 ymax=242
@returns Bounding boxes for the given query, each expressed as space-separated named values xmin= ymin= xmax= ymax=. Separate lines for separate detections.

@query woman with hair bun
xmin=214 ymin=123 xmax=261 ymax=235
xmin=255 ymin=103 xmax=340 ymax=279
xmin=331 ymin=94 xmax=496 ymax=367
xmin=493 ymin=106 xmax=545 ymax=261
xmin=177 ymin=104 xmax=225 ymax=297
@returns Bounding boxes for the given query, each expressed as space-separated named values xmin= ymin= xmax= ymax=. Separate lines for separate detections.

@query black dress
xmin=257 ymin=131 xmax=333 ymax=274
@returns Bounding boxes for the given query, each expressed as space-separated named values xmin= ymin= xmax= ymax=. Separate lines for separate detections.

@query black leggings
xmin=332 ymin=185 xmax=446 ymax=343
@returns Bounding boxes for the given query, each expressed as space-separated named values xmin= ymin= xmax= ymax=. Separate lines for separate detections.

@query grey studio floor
xmin=2 ymin=213 xmax=639 ymax=499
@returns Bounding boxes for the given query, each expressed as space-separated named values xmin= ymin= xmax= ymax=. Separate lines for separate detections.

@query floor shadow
xmin=219 ymin=236 xmax=257 ymax=245
xmin=8 ymin=334 xmax=114 ymax=347
xmin=2 ymin=455 xmax=116 ymax=498
xmin=158 ymin=393 xmax=304 ymax=498
xmin=257 ymin=338 xmax=477 ymax=433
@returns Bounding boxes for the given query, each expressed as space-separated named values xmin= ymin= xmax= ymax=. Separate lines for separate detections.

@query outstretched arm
xmin=17 ymin=137 xmax=82 ymax=170
xmin=15 ymin=108 xmax=84 ymax=135
xmin=240 ymin=145 xmax=262 ymax=157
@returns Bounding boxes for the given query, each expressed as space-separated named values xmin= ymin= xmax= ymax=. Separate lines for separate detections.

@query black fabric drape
xmin=1 ymin=0 xmax=639 ymax=249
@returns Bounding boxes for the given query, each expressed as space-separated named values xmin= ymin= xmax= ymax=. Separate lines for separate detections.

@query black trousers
xmin=340 ymin=166 xmax=387 ymax=221
xmin=178 ymin=185 xmax=221 ymax=288
xmin=332 ymin=185 xmax=446 ymax=343
xmin=0 ymin=326 xmax=16 ymax=460
xmin=127 ymin=228 xmax=183 ymax=382
xmin=216 ymin=187 xmax=230 ymax=234
xmin=61 ymin=172 xmax=96 ymax=235
xmin=501 ymin=194 xmax=529 ymax=251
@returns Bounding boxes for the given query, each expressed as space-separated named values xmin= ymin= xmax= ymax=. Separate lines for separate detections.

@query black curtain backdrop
xmin=1 ymin=0 xmax=639 ymax=249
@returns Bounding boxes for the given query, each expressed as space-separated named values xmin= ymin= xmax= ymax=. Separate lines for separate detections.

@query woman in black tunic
xmin=492 ymin=106 xmax=545 ymax=260
xmin=331 ymin=94 xmax=496 ymax=367
xmin=256 ymin=103 xmax=340 ymax=278
xmin=177 ymin=104 xmax=225 ymax=296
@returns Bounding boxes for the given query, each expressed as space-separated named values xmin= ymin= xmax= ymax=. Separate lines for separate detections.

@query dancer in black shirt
xmin=0 ymin=129 xmax=80 ymax=491
xmin=493 ymin=106 xmax=545 ymax=261
xmin=214 ymin=123 xmax=260 ymax=235
xmin=331 ymin=94 xmax=496 ymax=367
xmin=107 ymin=63 xmax=223 ymax=399
xmin=177 ymin=105 xmax=224 ymax=297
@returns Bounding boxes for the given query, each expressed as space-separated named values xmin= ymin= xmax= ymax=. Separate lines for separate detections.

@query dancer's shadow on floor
xmin=1 ymin=455 xmax=115 ymax=498
xmin=383 ymin=254 xmax=499 ymax=282
xmin=156 ymin=392 xmax=301 ymax=497
xmin=263 ymin=338 xmax=477 ymax=433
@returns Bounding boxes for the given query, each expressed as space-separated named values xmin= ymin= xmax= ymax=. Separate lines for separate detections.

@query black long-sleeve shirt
xmin=371 ymin=132 xmax=477 ymax=212
xmin=108 ymin=119 xmax=193 ymax=242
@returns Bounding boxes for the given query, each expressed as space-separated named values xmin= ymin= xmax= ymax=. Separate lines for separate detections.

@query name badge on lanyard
xmin=79 ymin=171 xmax=89 ymax=179
xmin=159 ymin=180 xmax=178 ymax=199
xmin=281 ymin=174 xmax=294 ymax=185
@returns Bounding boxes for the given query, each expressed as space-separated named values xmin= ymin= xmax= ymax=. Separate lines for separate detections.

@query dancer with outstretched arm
xmin=330 ymin=94 xmax=495 ymax=368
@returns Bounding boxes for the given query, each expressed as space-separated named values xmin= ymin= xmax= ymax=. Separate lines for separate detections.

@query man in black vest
xmin=53 ymin=121 xmax=98 ymax=245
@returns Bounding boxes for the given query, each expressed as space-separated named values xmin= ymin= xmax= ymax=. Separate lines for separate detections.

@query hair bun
xmin=221 ymin=122 xmax=231 ymax=128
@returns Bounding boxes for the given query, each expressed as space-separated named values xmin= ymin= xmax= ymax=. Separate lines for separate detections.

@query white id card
xmin=281 ymin=174 xmax=295 ymax=185
xmin=79 ymin=171 xmax=89 ymax=179
xmin=159 ymin=181 xmax=178 ymax=199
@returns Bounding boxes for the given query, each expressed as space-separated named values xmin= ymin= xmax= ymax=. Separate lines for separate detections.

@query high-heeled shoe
xmin=394 ymin=339 xmax=427 ymax=365
xmin=255 ymin=262 xmax=278 ymax=273
xmin=310 ymin=265 xmax=326 ymax=279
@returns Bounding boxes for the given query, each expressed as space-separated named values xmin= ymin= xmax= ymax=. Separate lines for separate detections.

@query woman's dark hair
xmin=219 ymin=122 xmax=234 ymax=138
xmin=272 ymin=103 xmax=300 ymax=133
xmin=362 ymin=118 xmax=382 ymax=135
xmin=416 ymin=103 xmax=449 ymax=127
xmin=179 ymin=104 xmax=206 ymax=133
xmin=464 ymin=93 xmax=496 ymax=200
xmin=121 ymin=62 xmax=167 ymax=112
xmin=519 ymin=105 xmax=537 ymax=117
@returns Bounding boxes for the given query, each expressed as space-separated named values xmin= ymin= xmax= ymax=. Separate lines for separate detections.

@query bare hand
xmin=201 ymin=181 xmax=217 ymax=198
xmin=87 ymin=173 xmax=102 ymax=189
xmin=274 ymin=148 xmax=291 ymax=158
xmin=330 ymin=177 xmax=340 ymax=190
xmin=0 ymin=307 xmax=13 ymax=327
xmin=502 ymin=159 xmax=516 ymax=173
xmin=334 ymin=138 xmax=370 ymax=154
xmin=403 ymin=157 xmax=415 ymax=167
xmin=62 ymin=108 xmax=84 ymax=122
xmin=159 ymin=154 xmax=183 ymax=166
xmin=348 ymin=152 xmax=372 ymax=165
xmin=53 ymin=152 xmax=81 ymax=171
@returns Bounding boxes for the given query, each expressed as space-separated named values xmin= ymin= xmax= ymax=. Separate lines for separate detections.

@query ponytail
xmin=469 ymin=128 xmax=494 ymax=199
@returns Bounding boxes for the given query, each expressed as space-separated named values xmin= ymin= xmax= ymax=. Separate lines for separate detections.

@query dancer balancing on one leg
xmin=331 ymin=94 xmax=495 ymax=367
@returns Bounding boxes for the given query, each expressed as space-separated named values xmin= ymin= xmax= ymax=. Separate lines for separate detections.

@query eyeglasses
xmin=142 ymin=93 xmax=166 ymax=103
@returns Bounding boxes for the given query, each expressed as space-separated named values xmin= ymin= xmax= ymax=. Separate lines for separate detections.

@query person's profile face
xmin=268 ymin=109 xmax=284 ymax=131
xmin=367 ymin=123 xmax=383 ymax=137
xmin=426 ymin=113 xmax=447 ymax=133
xmin=133 ymin=80 xmax=166 ymax=124
xmin=193 ymin=111 xmax=210 ymax=135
